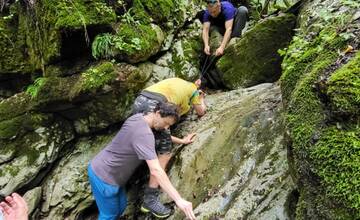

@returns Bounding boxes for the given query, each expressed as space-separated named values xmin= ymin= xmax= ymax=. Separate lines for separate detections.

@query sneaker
xmin=140 ymin=186 xmax=171 ymax=218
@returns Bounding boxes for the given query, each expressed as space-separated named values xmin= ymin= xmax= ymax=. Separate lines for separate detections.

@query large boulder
xmin=92 ymin=23 xmax=165 ymax=64
xmin=280 ymin=0 xmax=360 ymax=218
xmin=216 ymin=13 xmax=296 ymax=89
xmin=163 ymin=83 xmax=296 ymax=219
xmin=26 ymin=62 xmax=149 ymax=134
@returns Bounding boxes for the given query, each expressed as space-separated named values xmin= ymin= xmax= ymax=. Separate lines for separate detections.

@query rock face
xmin=156 ymin=21 xmax=203 ymax=82
xmin=0 ymin=113 xmax=74 ymax=196
xmin=280 ymin=0 xmax=360 ymax=218
xmin=216 ymin=13 xmax=296 ymax=89
xmin=1 ymin=0 xmax=358 ymax=219
xmin=164 ymin=83 xmax=296 ymax=219
xmin=38 ymin=134 xmax=114 ymax=220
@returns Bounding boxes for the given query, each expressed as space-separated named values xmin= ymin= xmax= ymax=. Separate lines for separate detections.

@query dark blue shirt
xmin=203 ymin=1 xmax=237 ymax=28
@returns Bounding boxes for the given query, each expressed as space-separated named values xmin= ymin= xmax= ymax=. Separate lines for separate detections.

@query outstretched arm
xmin=202 ymin=22 xmax=211 ymax=55
xmin=216 ymin=19 xmax=234 ymax=56
xmin=146 ymin=159 xmax=196 ymax=220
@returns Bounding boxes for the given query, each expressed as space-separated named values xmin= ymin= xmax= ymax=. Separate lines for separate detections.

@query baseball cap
xmin=206 ymin=0 xmax=217 ymax=4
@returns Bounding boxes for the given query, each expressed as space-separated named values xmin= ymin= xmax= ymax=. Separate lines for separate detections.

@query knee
xmin=158 ymin=152 xmax=172 ymax=162
xmin=238 ymin=6 xmax=248 ymax=15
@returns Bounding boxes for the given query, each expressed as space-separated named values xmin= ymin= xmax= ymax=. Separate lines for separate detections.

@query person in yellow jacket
xmin=132 ymin=77 xmax=206 ymax=218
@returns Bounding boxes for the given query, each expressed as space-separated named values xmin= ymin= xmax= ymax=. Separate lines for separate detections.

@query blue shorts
xmin=88 ymin=164 xmax=127 ymax=220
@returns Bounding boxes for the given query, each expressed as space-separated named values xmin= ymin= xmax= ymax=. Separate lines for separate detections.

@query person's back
xmin=91 ymin=113 xmax=156 ymax=187
xmin=144 ymin=78 xmax=200 ymax=116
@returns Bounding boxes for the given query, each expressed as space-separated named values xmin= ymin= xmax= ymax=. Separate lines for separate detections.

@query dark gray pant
xmin=231 ymin=6 xmax=249 ymax=37
xmin=211 ymin=6 xmax=249 ymax=37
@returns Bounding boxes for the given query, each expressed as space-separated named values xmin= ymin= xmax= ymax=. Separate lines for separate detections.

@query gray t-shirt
xmin=91 ymin=114 xmax=157 ymax=186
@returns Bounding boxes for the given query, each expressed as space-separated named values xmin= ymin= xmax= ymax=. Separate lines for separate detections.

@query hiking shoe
xmin=140 ymin=186 xmax=171 ymax=218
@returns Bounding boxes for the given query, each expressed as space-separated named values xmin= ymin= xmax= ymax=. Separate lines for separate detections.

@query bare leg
xmin=0 ymin=193 xmax=28 ymax=220
xmin=148 ymin=153 xmax=172 ymax=188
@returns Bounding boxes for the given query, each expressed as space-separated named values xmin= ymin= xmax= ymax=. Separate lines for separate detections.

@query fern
xmin=92 ymin=33 xmax=114 ymax=59
xmin=26 ymin=77 xmax=46 ymax=98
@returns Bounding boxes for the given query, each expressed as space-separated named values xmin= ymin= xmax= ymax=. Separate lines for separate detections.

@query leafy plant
xmin=26 ymin=77 xmax=46 ymax=98
xmin=121 ymin=8 xmax=139 ymax=25
xmin=92 ymin=33 xmax=114 ymax=59
xmin=92 ymin=29 xmax=144 ymax=59
xmin=340 ymin=0 xmax=360 ymax=8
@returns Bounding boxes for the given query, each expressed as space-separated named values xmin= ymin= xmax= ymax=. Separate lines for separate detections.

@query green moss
xmin=0 ymin=113 xmax=53 ymax=140
xmin=0 ymin=93 xmax=32 ymax=122
xmin=79 ymin=62 xmax=116 ymax=91
xmin=169 ymin=38 xmax=202 ymax=81
xmin=129 ymin=0 xmax=152 ymax=24
xmin=280 ymin=3 xmax=359 ymax=218
xmin=0 ymin=116 xmax=25 ymax=139
xmin=130 ymin=0 xmax=187 ymax=28
xmin=43 ymin=0 xmax=116 ymax=29
xmin=327 ymin=52 xmax=360 ymax=115
xmin=218 ymin=13 xmax=296 ymax=89
xmin=138 ymin=0 xmax=174 ymax=23
xmin=32 ymin=76 xmax=75 ymax=106
xmin=310 ymin=126 xmax=360 ymax=216
xmin=0 ymin=6 xmax=36 ymax=74
xmin=280 ymin=26 xmax=348 ymax=102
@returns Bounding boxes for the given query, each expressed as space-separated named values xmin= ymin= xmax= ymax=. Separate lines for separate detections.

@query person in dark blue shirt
xmin=202 ymin=0 xmax=248 ymax=56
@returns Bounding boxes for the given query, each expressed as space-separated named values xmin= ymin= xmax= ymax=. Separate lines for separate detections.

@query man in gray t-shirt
xmin=91 ymin=113 xmax=157 ymax=187
xmin=88 ymin=102 xmax=196 ymax=220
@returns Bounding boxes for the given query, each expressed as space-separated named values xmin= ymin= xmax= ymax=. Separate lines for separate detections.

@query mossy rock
xmin=280 ymin=0 xmax=359 ymax=218
xmin=310 ymin=125 xmax=360 ymax=216
xmin=0 ymin=0 xmax=117 ymax=75
xmin=42 ymin=0 xmax=116 ymax=29
xmin=29 ymin=62 xmax=117 ymax=110
xmin=0 ymin=8 xmax=35 ymax=74
xmin=137 ymin=0 xmax=174 ymax=24
xmin=0 ymin=93 xmax=32 ymax=122
xmin=217 ymin=13 xmax=296 ymax=89
xmin=169 ymin=36 xmax=202 ymax=81
xmin=92 ymin=23 xmax=164 ymax=63
xmin=130 ymin=0 xmax=200 ymax=29
xmin=326 ymin=51 xmax=360 ymax=116
xmin=0 ymin=115 xmax=74 ymax=196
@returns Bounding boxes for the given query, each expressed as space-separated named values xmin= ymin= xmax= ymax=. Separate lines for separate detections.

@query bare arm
xmin=146 ymin=159 xmax=196 ymax=219
xmin=216 ymin=19 xmax=234 ymax=56
xmin=202 ymin=22 xmax=211 ymax=55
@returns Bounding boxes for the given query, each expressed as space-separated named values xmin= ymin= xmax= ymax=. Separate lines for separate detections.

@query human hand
xmin=182 ymin=133 xmax=196 ymax=145
xmin=215 ymin=46 xmax=224 ymax=56
xmin=175 ymin=198 xmax=196 ymax=220
xmin=0 ymin=193 xmax=28 ymax=220
xmin=204 ymin=45 xmax=211 ymax=55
